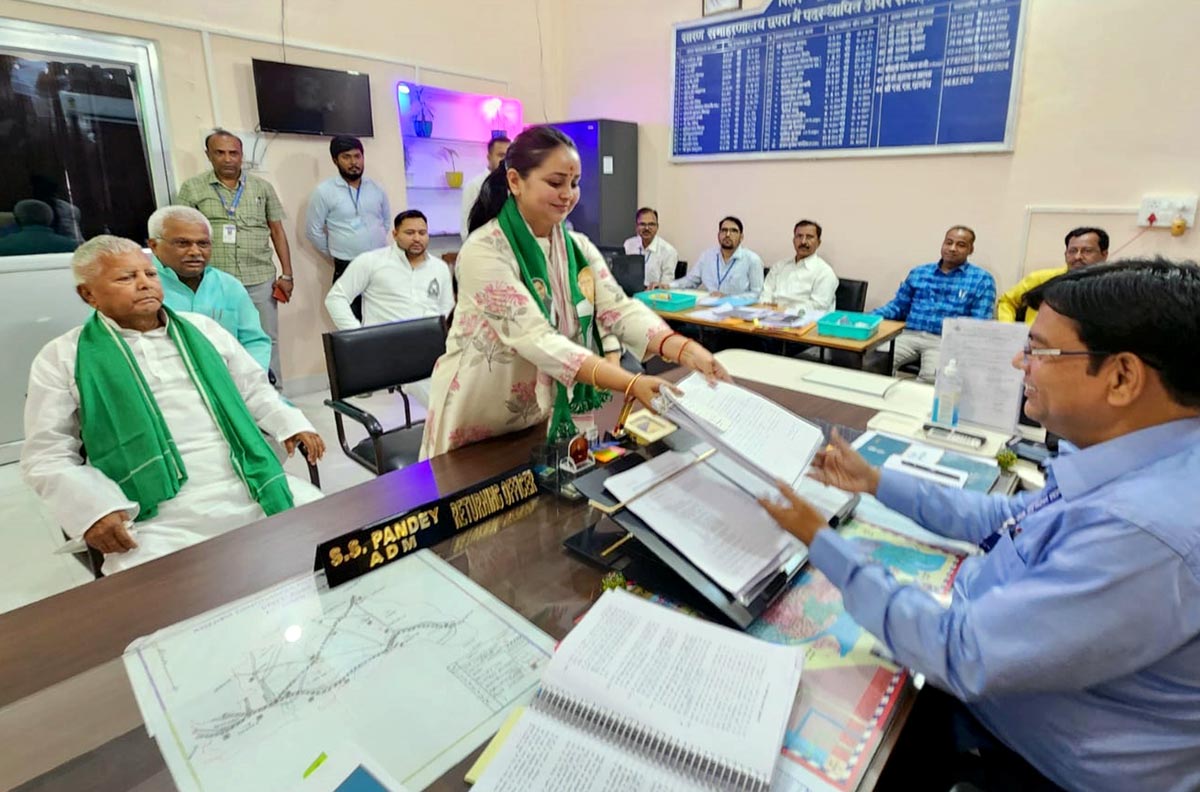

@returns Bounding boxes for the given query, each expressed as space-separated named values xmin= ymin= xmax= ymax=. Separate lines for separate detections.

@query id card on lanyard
xmin=979 ymin=486 xmax=1062 ymax=552
xmin=716 ymin=254 xmax=736 ymax=290
xmin=347 ymin=182 xmax=363 ymax=229
xmin=214 ymin=179 xmax=245 ymax=245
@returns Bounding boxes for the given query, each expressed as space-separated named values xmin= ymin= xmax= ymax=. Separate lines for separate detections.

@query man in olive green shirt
xmin=176 ymin=129 xmax=293 ymax=384
xmin=997 ymin=227 xmax=1108 ymax=324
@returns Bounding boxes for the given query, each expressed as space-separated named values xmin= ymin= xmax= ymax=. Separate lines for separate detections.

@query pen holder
xmin=530 ymin=437 xmax=590 ymax=501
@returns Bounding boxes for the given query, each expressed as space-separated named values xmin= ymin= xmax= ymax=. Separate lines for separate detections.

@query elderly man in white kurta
xmin=760 ymin=219 xmax=839 ymax=313
xmin=21 ymin=236 xmax=326 ymax=576
xmin=325 ymin=209 xmax=454 ymax=406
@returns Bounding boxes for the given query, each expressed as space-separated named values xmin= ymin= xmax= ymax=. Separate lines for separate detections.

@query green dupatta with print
xmin=497 ymin=197 xmax=609 ymax=441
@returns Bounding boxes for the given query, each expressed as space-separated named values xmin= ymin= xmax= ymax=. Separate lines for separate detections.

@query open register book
xmin=472 ymin=589 xmax=804 ymax=792
xmin=601 ymin=373 xmax=858 ymax=605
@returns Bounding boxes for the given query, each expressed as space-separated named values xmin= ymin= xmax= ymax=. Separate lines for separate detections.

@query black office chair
xmin=609 ymin=254 xmax=647 ymax=296
xmin=835 ymin=278 xmax=868 ymax=312
xmin=674 ymin=260 xmax=688 ymax=280
xmin=322 ymin=316 xmax=447 ymax=475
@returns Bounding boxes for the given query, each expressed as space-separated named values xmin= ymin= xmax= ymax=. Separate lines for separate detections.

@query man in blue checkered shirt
xmin=874 ymin=226 xmax=996 ymax=382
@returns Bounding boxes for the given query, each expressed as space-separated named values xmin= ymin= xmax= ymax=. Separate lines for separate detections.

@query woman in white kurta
xmin=420 ymin=126 xmax=727 ymax=459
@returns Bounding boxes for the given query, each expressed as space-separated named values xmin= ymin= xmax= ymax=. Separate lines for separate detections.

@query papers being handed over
xmin=653 ymin=372 xmax=826 ymax=495
xmin=601 ymin=374 xmax=857 ymax=603
xmin=471 ymin=590 xmax=804 ymax=792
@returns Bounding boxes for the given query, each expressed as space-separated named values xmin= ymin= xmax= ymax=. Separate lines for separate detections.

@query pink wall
xmin=560 ymin=0 xmax=1200 ymax=306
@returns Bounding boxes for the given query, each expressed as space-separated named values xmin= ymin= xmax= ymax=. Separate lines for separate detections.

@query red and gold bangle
xmin=675 ymin=339 xmax=694 ymax=364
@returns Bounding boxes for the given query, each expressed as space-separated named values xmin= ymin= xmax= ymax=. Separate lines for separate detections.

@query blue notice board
xmin=671 ymin=0 xmax=1027 ymax=161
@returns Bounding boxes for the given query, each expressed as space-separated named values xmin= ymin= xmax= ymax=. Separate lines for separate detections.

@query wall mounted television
xmin=251 ymin=59 xmax=373 ymax=137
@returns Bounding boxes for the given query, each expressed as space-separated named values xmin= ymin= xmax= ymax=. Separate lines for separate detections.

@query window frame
xmin=0 ymin=17 xmax=175 ymax=206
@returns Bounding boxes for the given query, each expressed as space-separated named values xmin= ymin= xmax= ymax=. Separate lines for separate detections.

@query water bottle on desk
xmin=932 ymin=358 xmax=962 ymax=427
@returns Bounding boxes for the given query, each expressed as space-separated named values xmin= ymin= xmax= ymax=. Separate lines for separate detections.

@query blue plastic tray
xmin=816 ymin=311 xmax=882 ymax=340
xmin=635 ymin=290 xmax=698 ymax=312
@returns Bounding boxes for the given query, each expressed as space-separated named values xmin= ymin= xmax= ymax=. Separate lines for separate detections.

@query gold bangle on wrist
xmin=587 ymin=357 xmax=604 ymax=387
xmin=623 ymin=373 xmax=644 ymax=401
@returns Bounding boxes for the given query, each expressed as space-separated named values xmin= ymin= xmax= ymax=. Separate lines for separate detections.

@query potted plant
xmin=412 ymin=86 xmax=434 ymax=138
xmin=441 ymin=147 xmax=463 ymax=188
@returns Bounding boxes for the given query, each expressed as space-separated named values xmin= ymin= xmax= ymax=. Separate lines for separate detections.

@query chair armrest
xmin=323 ymin=399 xmax=384 ymax=435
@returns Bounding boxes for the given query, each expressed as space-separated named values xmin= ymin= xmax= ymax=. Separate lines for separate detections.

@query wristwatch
xmin=278 ymin=275 xmax=294 ymax=281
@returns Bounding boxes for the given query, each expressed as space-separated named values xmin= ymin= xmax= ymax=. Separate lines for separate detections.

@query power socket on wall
xmin=1137 ymin=194 xmax=1198 ymax=228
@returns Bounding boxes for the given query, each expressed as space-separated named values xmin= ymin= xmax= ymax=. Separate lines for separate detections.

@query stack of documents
xmin=603 ymin=374 xmax=857 ymax=604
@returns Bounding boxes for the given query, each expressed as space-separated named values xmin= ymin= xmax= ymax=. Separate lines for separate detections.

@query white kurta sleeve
xmin=324 ymin=253 xmax=373 ymax=330
xmin=20 ymin=335 xmax=139 ymax=539
xmin=813 ymin=264 xmax=839 ymax=312
xmin=185 ymin=313 xmax=315 ymax=442
xmin=576 ymin=234 xmax=671 ymax=361
xmin=760 ymin=263 xmax=782 ymax=304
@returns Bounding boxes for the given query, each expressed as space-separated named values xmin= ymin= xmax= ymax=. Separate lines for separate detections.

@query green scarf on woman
xmin=74 ymin=307 xmax=294 ymax=520
xmin=497 ymin=196 xmax=609 ymax=441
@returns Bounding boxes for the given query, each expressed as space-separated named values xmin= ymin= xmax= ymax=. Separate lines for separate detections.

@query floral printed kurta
xmin=419 ymin=219 xmax=670 ymax=459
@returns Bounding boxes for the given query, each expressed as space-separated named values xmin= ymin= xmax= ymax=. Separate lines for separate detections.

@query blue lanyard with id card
xmin=716 ymin=254 xmax=736 ymax=290
xmin=213 ymin=178 xmax=245 ymax=244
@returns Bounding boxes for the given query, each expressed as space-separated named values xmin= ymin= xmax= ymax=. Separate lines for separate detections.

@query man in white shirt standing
xmin=325 ymin=210 xmax=454 ymax=405
xmin=761 ymin=219 xmax=838 ymax=312
xmin=306 ymin=136 xmax=392 ymax=321
xmin=460 ymin=136 xmax=511 ymax=241
xmin=623 ymin=207 xmax=679 ymax=288
xmin=663 ymin=216 xmax=764 ymax=299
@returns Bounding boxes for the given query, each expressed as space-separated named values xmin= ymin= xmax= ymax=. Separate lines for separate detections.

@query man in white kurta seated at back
xmin=21 ymin=235 xmax=326 ymax=576
xmin=325 ymin=209 xmax=454 ymax=406
xmin=760 ymin=219 xmax=839 ymax=313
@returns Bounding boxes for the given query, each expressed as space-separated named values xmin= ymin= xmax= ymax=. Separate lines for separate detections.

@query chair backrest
xmin=835 ymin=278 xmax=868 ymax=312
xmin=609 ymin=254 xmax=647 ymax=296
xmin=323 ymin=316 xmax=446 ymax=400
xmin=674 ymin=260 xmax=688 ymax=280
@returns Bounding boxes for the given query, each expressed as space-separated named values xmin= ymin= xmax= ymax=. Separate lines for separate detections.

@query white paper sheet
xmin=663 ymin=373 xmax=826 ymax=490
xmin=938 ymin=319 xmax=1030 ymax=432
xmin=604 ymin=451 xmax=803 ymax=601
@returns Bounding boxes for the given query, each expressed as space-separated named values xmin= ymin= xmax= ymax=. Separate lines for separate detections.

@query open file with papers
xmin=574 ymin=374 xmax=858 ymax=628
xmin=471 ymin=589 xmax=805 ymax=792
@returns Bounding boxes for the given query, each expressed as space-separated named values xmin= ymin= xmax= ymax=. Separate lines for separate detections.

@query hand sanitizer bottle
xmin=932 ymin=358 xmax=962 ymax=427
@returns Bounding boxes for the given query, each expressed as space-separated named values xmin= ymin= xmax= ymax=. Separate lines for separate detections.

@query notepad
xmin=471 ymin=590 xmax=804 ymax=792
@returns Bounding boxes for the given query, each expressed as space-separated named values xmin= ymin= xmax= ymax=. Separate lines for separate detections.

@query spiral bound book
xmin=472 ymin=589 xmax=804 ymax=791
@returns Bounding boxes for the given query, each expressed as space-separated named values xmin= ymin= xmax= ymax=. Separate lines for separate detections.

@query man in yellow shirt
xmin=998 ymin=227 xmax=1108 ymax=323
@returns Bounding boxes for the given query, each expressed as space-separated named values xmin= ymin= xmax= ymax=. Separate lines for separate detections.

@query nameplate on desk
xmin=315 ymin=465 xmax=538 ymax=587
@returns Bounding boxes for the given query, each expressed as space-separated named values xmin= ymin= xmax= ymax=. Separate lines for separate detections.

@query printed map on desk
xmin=751 ymin=519 xmax=965 ymax=792
xmin=123 ymin=550 xmax=553 ymax=792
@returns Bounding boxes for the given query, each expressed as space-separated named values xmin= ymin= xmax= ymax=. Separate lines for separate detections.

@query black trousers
xmin=876 ymin=687 xmax=1065 ymax=792
xmin=332 ymin=257 xmax=363 ymax=321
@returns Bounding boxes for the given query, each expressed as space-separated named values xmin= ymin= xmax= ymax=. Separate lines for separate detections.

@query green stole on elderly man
xmin=74 ymin=307 xmax=293 ymax=520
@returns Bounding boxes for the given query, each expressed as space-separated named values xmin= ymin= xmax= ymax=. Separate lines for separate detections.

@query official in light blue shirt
xmin=761 ymin=260 xmax=1200 ymax=792
xmin=305 ymin=136 xmax=391 ymax=263
xmin=147 ymin=206 xmax=272 ymax=371
xmin=670 ymin=216 xmax=764 ymax=298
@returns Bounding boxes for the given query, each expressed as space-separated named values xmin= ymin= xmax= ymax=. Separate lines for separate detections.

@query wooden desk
xmin=654 ymin=305 xmax=905 ymax=370
xmin=0 ymin=377 xmax=908 ymax=792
